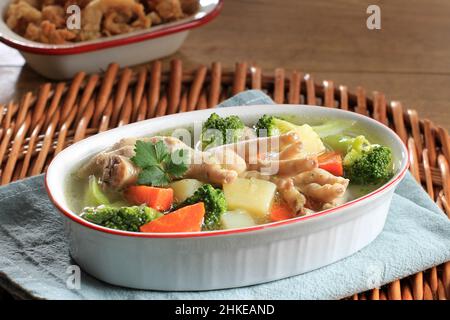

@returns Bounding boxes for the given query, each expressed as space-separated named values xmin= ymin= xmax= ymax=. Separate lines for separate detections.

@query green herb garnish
xmin=131 ymin=140 xmax=188 ymax=187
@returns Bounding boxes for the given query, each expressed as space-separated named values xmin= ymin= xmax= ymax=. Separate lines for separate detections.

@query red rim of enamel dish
xmin=44 ymin=115 xmax=410 ymax=239
xmin=0 ymin=0 xmax=223 ymax=55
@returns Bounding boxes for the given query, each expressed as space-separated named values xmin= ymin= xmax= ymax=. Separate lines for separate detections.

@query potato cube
xmin=221 ymin=210 xmax=256 ymax=229
xmin=223 ymin=178 xmax=276 ymax=221
xmin=294 ymin=124 xmax=325 ymax=156
xmin=169 ymin=179 xmax=203 ymax=202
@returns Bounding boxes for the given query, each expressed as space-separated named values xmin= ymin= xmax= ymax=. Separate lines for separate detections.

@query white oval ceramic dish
xmin=0 ymin=0 xmax=223 ymax=79
xmin=46 ymin=105 xmax=409 ymax=291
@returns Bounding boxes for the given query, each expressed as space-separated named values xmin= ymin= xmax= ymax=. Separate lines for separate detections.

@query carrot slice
xmin=318 ymin=151 xmax=344 ymax=176
xmin=125 ymin=186 xmax=174 ymax=211
xmin=140 ymin=203 xmax=205 ymax=233
xmin=270 ymin=202 xmax=295 ymax=222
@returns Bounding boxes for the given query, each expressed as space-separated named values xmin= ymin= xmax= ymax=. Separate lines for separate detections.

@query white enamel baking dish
xmin=46 ymin=105 xmax=409 ymax=291
xmin=0 ymin=0 xmax=223 ymax=79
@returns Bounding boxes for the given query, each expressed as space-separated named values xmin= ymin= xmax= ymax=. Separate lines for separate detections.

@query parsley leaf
xmin=131 ymin=140 xmax=158 ymax=168
xmin=166 ymin=149 xmax=189 ymax=178
xmin=131 ymin=139 xmax=189 ymax=187
xmin=154 ymin=140 xmax=170 ymax=163
xmin=137 ymin=166 xmax=169 ymax=186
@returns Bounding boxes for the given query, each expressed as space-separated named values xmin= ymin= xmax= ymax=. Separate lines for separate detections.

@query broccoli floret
xmin=81 ymin=205 xmax=162 ymax=232
xmin=178 ymin=184 xmax=227 ymax=230
xmin=201 ymin=113 xmax=245 ymax=149
xmin=254 ymin=115 xmax=304 ymax=137
xmin=255 ymin=115 xmax=281 ymax=137
xmin=340 ymin=135 xmax=394 ymax=185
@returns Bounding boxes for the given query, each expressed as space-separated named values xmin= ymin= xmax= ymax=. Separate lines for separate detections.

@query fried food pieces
xmin=5 ymin=0 xmax=200 ymax=44
xmin=25 ymin=19 xmax=76 ymax=43
xmin=80 ymin=0 xmax=151 ymax=40
xmin=6 ymin=0 xmax=42 ymax=36
xmin=6 ymin=0 xmax=77 ymax=44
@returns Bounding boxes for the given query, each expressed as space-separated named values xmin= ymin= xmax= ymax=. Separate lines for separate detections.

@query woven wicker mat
xmin=0 ymin=60 xmax=449 ymax=300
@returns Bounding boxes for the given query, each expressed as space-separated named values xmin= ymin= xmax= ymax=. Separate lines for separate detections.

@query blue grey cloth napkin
xmin=1 ymin=90 xmax=450 ymax=300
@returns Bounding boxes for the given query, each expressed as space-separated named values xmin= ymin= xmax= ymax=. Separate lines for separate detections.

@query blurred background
xmin=1 ymin=0 xmax=449 ymax=129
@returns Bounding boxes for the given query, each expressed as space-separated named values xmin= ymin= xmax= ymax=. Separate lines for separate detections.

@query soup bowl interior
xmin=46 ymin=104 xmax=408 ymax=237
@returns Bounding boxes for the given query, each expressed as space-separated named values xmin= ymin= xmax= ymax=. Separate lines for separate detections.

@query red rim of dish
xmin=0 ymin=0 xmax=223 ymax=55
xmin=44 ymin=118 xmax=410 ymax=239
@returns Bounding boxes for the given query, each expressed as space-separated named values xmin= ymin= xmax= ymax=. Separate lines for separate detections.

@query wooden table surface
xmin=1 ymin=0 xmax=449 ymax=130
